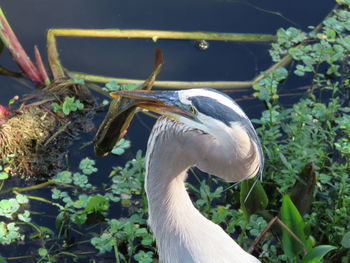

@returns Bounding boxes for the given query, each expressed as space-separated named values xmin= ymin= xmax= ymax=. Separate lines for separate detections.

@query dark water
xmin=0 ymin=0 xmax=334 ymax=159
xmin=0 ymin=0 xmax=335 ymax=261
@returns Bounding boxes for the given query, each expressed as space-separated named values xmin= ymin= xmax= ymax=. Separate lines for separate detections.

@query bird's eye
xmin=189 ymin=105 xmax=197 ymax=115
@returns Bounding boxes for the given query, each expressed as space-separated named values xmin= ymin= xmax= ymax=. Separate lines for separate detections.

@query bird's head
xmin=111 ymin=88 xmax=263 ymax=182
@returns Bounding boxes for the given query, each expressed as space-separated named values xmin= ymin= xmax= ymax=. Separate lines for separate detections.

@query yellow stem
xmin=48 ymin=28 xmax=275 ymax=42
xmin=47 ymin=28 xmax=274 ymax=82
xmin=69 ymin=72 xmax=253 ymax=90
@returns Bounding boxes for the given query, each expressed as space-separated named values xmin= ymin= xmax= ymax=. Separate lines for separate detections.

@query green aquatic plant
xmin=52 ymin=96 xmax=84 ymax=116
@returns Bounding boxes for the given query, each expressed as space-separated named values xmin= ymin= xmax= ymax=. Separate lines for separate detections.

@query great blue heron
xmin=111 ymin=88 xmax=263 ymax=263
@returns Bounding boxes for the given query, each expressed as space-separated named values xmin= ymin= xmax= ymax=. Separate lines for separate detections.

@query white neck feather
xmin=145 ymin=117 xmax=260 ymax=263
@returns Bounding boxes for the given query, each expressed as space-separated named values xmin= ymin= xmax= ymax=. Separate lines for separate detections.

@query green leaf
xmin=280 ymin=195 xmax=308 ymax=258
xmin=240 ymin=179 xmax=268 ymax=219
xmin=0 ymin=199 xmax=20 ymax=218
xmin=0 ymin=172 xmax=8 ymax=180
xmin=301 ymin=245 xmax=336 ymax=263
xmin=91 ymin=235 xmax=116 ymax=254
xmin=18 ymin=210 xmax=31 ymax=222
xmin=122 ymin=83 xmax=140 ymax=90
xmin=79 ymin=158 xmax=97 ymax=175
xmin=72 ymin=211 xmax=87 ymax=226
xmin=54 ymin=171 xmax=72 ymax=184
xmin=16 ymin=194 xmax=29 ymax=204
xmin=52 ymin=102 xmax=61 ymax=113
xmin=341 ymin=232 xmax=350 ymax=248
xmin=0 ymin=256 xmax=8 ymax=263
xmin=55 ymin=212 xmax=65 ymax=229
xmin=54 ymin=96 xmax=84 ymax=115
xmin=38 ymin=248 xmax=48 ymax=257
xmin=111 ymin=139 xmax=131 ymax=155
xmin=134 ymin=250 xmax=154 ymax=263
xmin=84 ymin=195 xmax=109 ymax=214
xmin=104 ymin=80 xmax=121 ymax=92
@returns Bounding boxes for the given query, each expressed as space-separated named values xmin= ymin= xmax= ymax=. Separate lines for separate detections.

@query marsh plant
xmin=1 ymin=2 xmax=350 ymax=263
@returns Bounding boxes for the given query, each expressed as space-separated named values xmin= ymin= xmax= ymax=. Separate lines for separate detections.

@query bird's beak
xmin=110 ymin=90 xmax=194 ymax=120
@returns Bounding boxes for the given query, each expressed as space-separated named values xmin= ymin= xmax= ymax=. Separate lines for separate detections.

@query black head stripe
xmin=189 ymin=96 xmax=247 ymax=126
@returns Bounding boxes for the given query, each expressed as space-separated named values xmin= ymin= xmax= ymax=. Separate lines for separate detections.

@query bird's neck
xmin=145 ymin=119 xmax=197 ymax=234
xmin=145 ymin=135 xmax=207 ymax=262
xmin=145 ymin=118 xmax=259 ymax=263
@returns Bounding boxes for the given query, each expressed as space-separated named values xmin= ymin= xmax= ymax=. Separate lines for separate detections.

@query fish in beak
xmin=109 ymin=90 xmax=195 ymax=121
xmin=94 ymin=49 xmax=165 ymax=156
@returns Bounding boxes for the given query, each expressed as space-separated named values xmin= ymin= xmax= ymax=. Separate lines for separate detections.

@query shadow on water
xmin=0 ymin=0 xmax=335 ymax=262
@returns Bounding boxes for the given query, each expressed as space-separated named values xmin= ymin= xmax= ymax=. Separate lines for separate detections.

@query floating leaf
xmin=16 ymin=194 xmax=29 ymax=204
xmin=79 ymin=158 xmax=97 ymax=175
xmin=0 ymin=199 xmax=20 ymax=218
xmin=38 ymin=248 xmax=48 ymax=257
xmin=0 ymin=172 xmax=8 ymax=180
xmin=54 ymin=171 xmax=72 ymax=184
xmin=111 ymin=139 xmax=131 ymax=155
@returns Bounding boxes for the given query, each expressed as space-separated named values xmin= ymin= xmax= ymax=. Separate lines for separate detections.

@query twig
xmin=44 ymin=121 xmax=71 ymax=147
xmin=276 ymin=217 xmax=308 ymax=255
xmin=248 ymin=216 xmax=278 ymax=253
xmin=248 ymin=216 xmax=308 ymax=256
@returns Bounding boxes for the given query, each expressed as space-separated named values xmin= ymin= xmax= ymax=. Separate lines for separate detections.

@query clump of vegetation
xmin=0 ymin=105 xmax=57 ymax=176
xmin=0 ymin=80 xmax=94 ymax=178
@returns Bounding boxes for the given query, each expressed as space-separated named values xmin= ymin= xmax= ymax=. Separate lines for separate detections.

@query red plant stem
xmin=0 ymin=8 xmax=44 ymax=86
xmin=34 ymin=45 xmax=50 ymax=85
xmin=0 ymin=104 xmax=9 ymax=119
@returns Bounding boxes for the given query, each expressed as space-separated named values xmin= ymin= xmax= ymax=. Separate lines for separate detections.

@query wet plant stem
xmin=0 ymin=180 xmax=73 ymax=195
xmin=70 ymin=72 xmax=253 ymax=91
xmin=114 ymin=244 xmax=121 ymax=263
xmin=15 ymin=221 xmax=43 ymax=238
xmin=47 ymin=28 xmax=274 ymax=84
xmin=5 ymin=255 xmax=35 ymax=261
xmin=25 ymin=195 xmax=58 ymax=205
